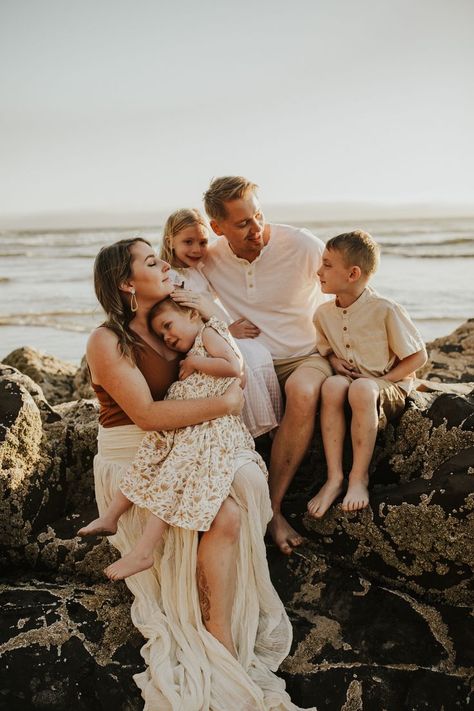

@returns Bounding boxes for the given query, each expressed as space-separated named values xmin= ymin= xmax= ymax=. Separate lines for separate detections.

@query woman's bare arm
xmin=87 ymin=328 xmax=243 ymax=431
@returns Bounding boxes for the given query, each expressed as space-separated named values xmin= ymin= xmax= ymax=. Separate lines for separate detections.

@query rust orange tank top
xmin=91 ymin=332 xmax=180 ymax=428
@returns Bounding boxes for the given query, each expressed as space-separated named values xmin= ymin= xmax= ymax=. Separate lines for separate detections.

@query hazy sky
xmin=1 ymin=0 xmax=473 ymax=217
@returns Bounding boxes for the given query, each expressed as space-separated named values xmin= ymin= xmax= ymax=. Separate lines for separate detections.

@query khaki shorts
xmin=339 ymin=375 xmax=406 ymax=429
xmin=273 ymin=352 xmax=332 ymax=389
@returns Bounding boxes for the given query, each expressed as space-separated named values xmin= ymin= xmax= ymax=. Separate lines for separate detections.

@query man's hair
xmin=147 ymin=297 xmax=193 ymax=334
xmin=325 ymin=230 xmax=380 ymax=276
xmin=203 ymin=176 xmax=258 ymax=222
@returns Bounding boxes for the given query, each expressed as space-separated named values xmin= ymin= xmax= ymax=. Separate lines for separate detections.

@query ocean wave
xmin=0 ymin=309 xmax=100 ymax=332
xmin=380 ymin=250 xmax=474 ymax=258
xmin=378 ymin=236 xmax=474 ymax=247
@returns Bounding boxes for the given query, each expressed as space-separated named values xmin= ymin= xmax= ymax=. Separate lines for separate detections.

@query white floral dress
xmin=119 ymin=317 xmax=268 ymax=531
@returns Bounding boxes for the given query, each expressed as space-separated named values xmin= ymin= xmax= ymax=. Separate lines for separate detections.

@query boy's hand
xmin=229 ymin=318 xmax=260 ymax=339
xmin=329 ymin=354 xmax=360 ymax=378
xmin=179 ymin=355 xmax=199 ymax=380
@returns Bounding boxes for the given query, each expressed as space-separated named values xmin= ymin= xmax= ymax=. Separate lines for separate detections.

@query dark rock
xmin=427 ymin=393 xmax=474 ymax=429
xmin=268 ymin=549 xmax=473 ymax=711
xmin=0 ymin=576 xmax=142 ymax=711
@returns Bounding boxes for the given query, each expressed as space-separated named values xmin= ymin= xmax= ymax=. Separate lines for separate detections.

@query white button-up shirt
xmin=202 ymin=223 xmax=326 ymax=359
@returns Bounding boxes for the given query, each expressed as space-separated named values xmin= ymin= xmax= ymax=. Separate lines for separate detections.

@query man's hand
xmin=229 ymin=318 xmax=260 ymax=339
xmin=328 ymin=354 xmax=360 ymax=379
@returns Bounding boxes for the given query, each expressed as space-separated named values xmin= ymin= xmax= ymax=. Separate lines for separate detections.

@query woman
xmin=88 ymin=237 xmax=313 ymax=710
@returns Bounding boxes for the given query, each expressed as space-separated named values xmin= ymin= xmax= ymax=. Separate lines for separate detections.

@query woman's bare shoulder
xmin=87 ymin=325 xmax=118 ymax=349
xmin=86 ymin=326 xmax=122 ymax=369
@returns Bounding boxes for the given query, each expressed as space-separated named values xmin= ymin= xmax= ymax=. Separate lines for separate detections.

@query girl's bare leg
xmin=105 ymin=512 xmax=168 ymax=580
xmin=78 ymin=489 xmax=132 ymax=537
xmin=197 ymin=498 xmax=240 ymax=658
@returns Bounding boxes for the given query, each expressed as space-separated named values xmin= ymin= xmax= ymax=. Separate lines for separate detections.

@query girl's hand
xmin=171 ymin=290 xmax=215 ymax=320
xmin=179 ymin=355 xmax=198 ymax=380
xmin=222 ymin=381 xmax=245 ymax=416
xmin=229 ymin=318 xmax=261 ymax=339
xmin=328 ymin=354 xmax=360 ymax=379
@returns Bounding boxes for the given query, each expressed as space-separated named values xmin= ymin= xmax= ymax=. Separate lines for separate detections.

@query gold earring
xmin=130 ymin=288 xmax=138 ymax=312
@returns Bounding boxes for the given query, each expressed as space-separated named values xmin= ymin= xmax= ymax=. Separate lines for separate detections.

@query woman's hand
xmin=171 ymin=289 xmax=215 ymax=320
xmin=229 ymin=318 xmax=260 ymax=339
xmin=222 ymin=381 xmax=245 ymax=416
xmin=328 ymin=353 xmax=360 ymax=379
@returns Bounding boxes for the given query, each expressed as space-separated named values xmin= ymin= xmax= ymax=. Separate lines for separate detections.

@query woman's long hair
xmin=160 ymin=208 xmax=209 ymax=267
xmin=93 ymin=237 xmax=151 ymax=362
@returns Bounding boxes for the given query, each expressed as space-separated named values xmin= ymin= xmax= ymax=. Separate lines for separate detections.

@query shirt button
xmin=343 ymin=310 xmax=347 ymax=314
xmin=343 ymin=327 xmax=347 ymax=331
xmin=346 ymin=344 xmax=350 ymax=348
xmin=349 ymin=359 xmax=353 ymax=364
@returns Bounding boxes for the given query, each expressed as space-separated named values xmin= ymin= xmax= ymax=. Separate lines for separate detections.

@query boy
xmin=308 ymin=230 xmax=427 ymax=518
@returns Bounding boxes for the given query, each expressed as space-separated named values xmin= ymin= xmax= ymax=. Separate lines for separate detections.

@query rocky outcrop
xmin=418 ymin=318 xmax=474 ymax=383
xmin=1 ymin=322 xmax=473 ymax=711
xmin=2 ymin=346 xmax=78 ymax=404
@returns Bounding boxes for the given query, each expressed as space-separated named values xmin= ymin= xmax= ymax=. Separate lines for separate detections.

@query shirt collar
xmin=335 ymin=286 xmax=373 ymax=314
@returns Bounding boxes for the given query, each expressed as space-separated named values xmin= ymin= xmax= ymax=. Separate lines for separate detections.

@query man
xmin=202 ymin=176 xmax=331 ymax=554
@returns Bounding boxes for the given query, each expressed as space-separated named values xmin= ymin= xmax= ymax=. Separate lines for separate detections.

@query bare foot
xmin=267 ymin=511 xmax=304 ymax=555
xmin=307 ymin=479 xmax=344 ymax=518
xmin=341 ymin=478 xmax=369 ymax=512
xmin=77 ymin=516 xmax=117 ymax=537
xmin=104 ymin=551 xmax=154 ymax=580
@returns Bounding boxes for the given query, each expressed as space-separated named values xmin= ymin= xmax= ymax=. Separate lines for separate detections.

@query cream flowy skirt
xmin=94 ymin=424 xmax=314 ymax=711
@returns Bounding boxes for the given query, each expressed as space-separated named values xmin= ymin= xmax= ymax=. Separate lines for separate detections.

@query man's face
xmin=211 ymin=192 xmax=266 ymax=261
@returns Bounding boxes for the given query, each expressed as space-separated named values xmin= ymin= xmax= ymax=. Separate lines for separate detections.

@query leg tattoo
xmin=197 ymin=563 xmax=211 ymax=622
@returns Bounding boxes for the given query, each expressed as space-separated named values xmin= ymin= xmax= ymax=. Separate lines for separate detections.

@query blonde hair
xmin=203 ymin=176 xmax=258 ymax=222
xmin=325 ymin=230 xmax=380 ymax=276
xmin=160 ymin=208 xmax=209 ymax=267
xmin=93 ymin=237 xmax=151 ymax=362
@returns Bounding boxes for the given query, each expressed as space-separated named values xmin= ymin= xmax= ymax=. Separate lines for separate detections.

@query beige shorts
xmin=339 ymin=375 xmax=406 ymax=429
xmin=273 ymin=352 xmax=332 ymax=389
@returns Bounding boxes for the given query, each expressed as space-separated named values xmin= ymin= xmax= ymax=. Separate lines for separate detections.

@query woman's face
xmin=128 ymin=241 xmax=174 ymax=302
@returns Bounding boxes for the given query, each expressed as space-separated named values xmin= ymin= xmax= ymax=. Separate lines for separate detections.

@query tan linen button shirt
xmin=314 ymin=287 xmax=425 ymax=393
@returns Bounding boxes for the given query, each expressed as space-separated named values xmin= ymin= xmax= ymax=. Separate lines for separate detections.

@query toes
xmin=279 ymin=541 xmax=293 ymax=555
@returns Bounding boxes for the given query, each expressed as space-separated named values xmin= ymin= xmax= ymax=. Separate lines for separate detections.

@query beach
xmin=1 ymin=216 xmax=473 ymax=364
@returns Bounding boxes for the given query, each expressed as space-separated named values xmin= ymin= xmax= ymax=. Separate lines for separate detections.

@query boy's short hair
xmin=326 ymin=230 xmax=380 ymax=276
xmin=203 ymin=176 xmax=258 ymax=222
xmin=147 ymin=297 xmax=193 ymax=333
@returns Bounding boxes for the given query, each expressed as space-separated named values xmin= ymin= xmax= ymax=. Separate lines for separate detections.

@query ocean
xmin=1 ymin=217 xmax=473 ymax=365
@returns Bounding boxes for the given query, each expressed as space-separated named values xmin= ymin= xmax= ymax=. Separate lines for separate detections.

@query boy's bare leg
xmin=343 ymin=378 xmax=379 ymax=511
xmin=105 ymin=512 xmax=168 ymax=580
xmin=308 ymin=376 xmax=349 ymax=518
xmin=197 ymin=498 xmax=240 ymax=658
xmin=78 ymin=489 xmax=132 ymax=537
xmin=268 ymin=367 xmax=326 ymax=554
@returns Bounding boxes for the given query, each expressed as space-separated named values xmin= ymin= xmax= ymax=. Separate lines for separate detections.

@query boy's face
xmin=317 ymin=248 xmax=354 ymax=294
xmin=150 ymin=306 xmax=199 ymax=352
